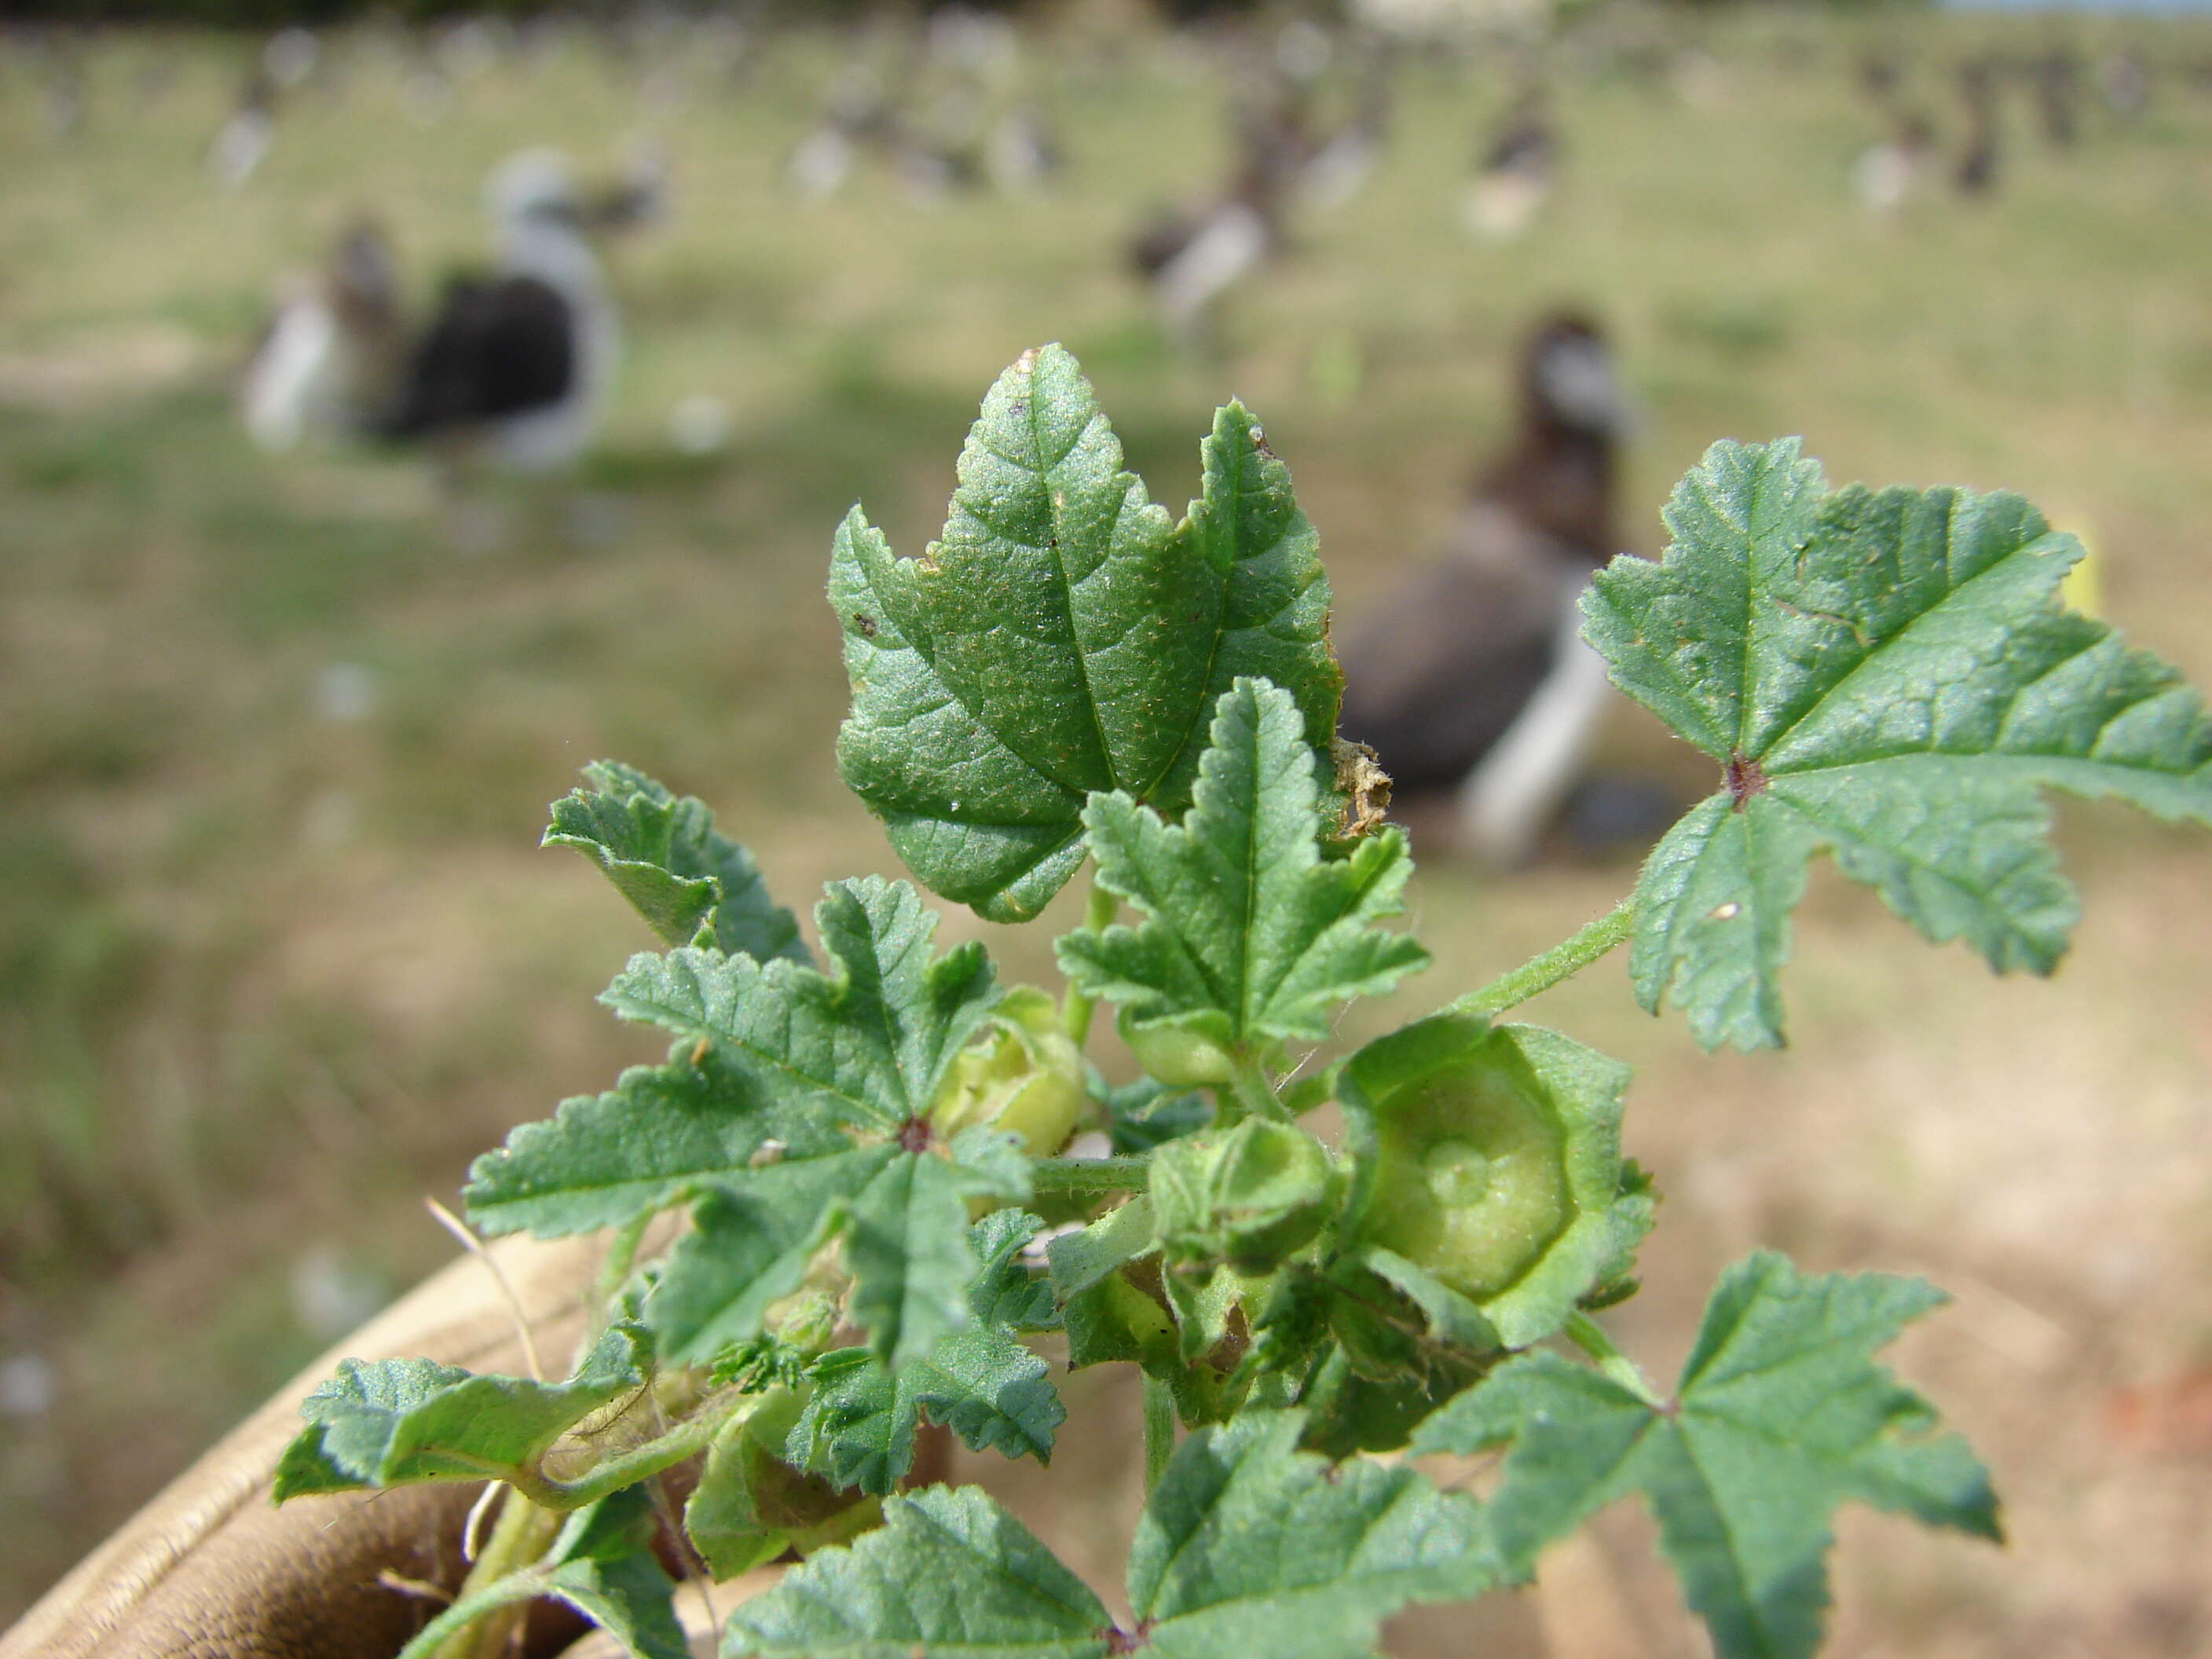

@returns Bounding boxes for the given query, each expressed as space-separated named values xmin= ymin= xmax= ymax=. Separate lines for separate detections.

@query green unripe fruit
xmin=1339 ymin=1013 xmax=1639 ymax=1349
xmin=1152 ymin=1119 xmax=1335 ymax=1276
xmin=932 ymin=987 xmax=1088 ymax=1156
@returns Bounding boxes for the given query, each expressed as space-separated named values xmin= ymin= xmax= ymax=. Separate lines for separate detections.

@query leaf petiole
xmin=1445 ymin=899 xmax=1635 ymax=1021
xmin=1060 ymin=880 xmax=1119 ymax=1045
xmin=1562 ymin=1310 xmax=1663 ymax=1408
xmin=500 ymin=1389 xmax=750 ymax=1512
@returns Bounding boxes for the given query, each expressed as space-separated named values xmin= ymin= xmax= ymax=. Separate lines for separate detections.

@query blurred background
xmin=3 ymin=0 xmax=2211 ymax=1651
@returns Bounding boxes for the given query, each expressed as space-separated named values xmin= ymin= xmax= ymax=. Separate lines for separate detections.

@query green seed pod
xmin=1339 ymin=1012 xmax=1639 ymax=1350
xmin=1151 ymin=1119 xmax=1336 ymax=1276
xmin=1118 ymin=1009 xmax=1236 ymax=1088
xmin=932 ymin=986 xmax=1089 ymax=1156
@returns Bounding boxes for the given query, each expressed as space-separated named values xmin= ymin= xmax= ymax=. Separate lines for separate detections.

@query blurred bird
xmin=1854 ymin=109 xmax=1935 ymax=215
xmin=208 ymin=65 xmax=278 ymax=191
xmin=1337 ymin=316 xmax=1633 ymax=865
xmin=1129 ymin=100 xmax=1304 ymax=344
xmin=1954 ymin=59 xmax=2001 ymax=198
xmin=240 ymin=220 xmax=404 ymax=453
xmin=987 ymin=102 xmax=1064 ymax=194
xmin=1298 ymin=60 xmax=1391 ymax=211
xmin=377 ymin=150 xmax=618 ymax=475
xmin=2031 ymin=49 xmax=2082 ymax=150
xmin=1463 ymin=87 xmax=1554 ymax=243
xmin=787 ymin=69 xmax=890 ymax=202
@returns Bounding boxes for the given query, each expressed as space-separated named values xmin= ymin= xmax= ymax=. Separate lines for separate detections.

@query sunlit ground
xmin=3 ymin=8 xmax=2211 ymax=1651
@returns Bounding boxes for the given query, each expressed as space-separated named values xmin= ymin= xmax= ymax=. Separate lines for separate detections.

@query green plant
xmin=275 ymin=345 xmax=2212 ymax=1659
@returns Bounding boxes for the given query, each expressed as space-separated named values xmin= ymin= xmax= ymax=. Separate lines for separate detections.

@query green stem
xmin=1227 ymin=1055 xmax=1291 ymax=1124
xmin=1061 ymin=881 xmax=1119 ymax=1045
xmin=1564 ymin=1311 xmax=1663 ymax=1408
xmin=1141 ymin=1375 xmax=1176 ymax=1495
xmin=430 ymin=1485 xmax=563 ymax=1659
xmin=1031 ymin=1154 xmax=1151 ymax=1198
xmin=1445 ymin=898 xmax=1636 ymax=1021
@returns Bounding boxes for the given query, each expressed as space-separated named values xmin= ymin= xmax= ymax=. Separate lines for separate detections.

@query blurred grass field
xmin=4 ymin=7 xmax=2212 ymax=1650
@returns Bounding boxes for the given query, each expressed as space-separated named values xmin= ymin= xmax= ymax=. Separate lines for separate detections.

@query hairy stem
xmin=1031 ymin=1154 xmax=1151 ymax=1198
xmin=1061 ymin=880 xmax=1119 ymax=1045
xmin=1564 ymin=1311 xmax=1663 ymax=1408
xmin=1227 ymin=1055 xmax=1291 ymax=1124
xmin=1446 ymin=898 xmax=1635 ymax=1020
xmin=1141 ymin=1375 xmax=1177 ymax=1495
xmin=430 ymin=1485 xmax=562 ymax=1659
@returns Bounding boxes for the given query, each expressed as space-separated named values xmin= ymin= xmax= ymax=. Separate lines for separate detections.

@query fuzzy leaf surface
xmin=602 ymin=877 xmax=998 ymax=1131
xmin=831 ymin=345 xmax=1339 ymax=921
xmin=1057 ymin=679 xmax=1426 ymax=1053
xmin=1584 ymin=440 xmax=2212 ymax=1049
xmin=273 ymin=1325 xmax=649 ymax=1500
xmin=725 ymin=1412 xmax=1490 ymax=1659
xmin=1411 ymin=1251 xmax=2000 ymax=1659
xmin=842 ymin=1128 xmax=1031 ymax=1367
xmin=722 ymin=1486 xmax=1113 ymax=1659
xmin=544 ymin=760 xmax=807 ymax=965
xmin=786 ymin=1328 xmax=1063 ymax=1496
xmin=463 ymin=1052 xmax=841 ymax=1239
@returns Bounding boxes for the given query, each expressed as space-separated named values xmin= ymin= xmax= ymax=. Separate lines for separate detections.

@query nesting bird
xmin=1336 ymin=317 xmax=1631 ymax=866
xmin=377 ymin=150 xmax=619 ymax=474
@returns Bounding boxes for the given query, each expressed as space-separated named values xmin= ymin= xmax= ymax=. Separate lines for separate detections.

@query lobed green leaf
xmin=545 ymin=760 xmax=808 ymax=965
xmin=1411 ymin=1251 xmax=2000 ymax=1659
xmin=830 ymin=346 xmax=1339 ymax=921
xmin=1057 ymin=678 xmax=1427 ymax=1057
xmin=1586 ymin=440 xmax=2212 ymax=1049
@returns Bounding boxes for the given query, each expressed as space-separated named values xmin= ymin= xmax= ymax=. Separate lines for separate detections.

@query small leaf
xmin=1046 ymin=1194 xmax=1157 ymax=1301
xmin=831 ymin=346 xmax=1340 ymax=921
xmin=602 ymin=877 xmax=999 ymax=1132
xmin=273 ymin=1325 xmax=649 ymax=1500
xmin=1585 ymin=441 xmax=2212 ymax=1049
xmin=463 ymin=1052 xmax=842 ymax=1239
xmin=646 ymin=1148 xmax=898 ymax=1364
xmin=1124 ymin=1409 xmax=1495 ymax=1658
xmin=545 ymin=760 xmax=807 ymax=965
xmin=1411 ymin=1251 xmax=2001 ymax=1659
xmin=687 ymin=1393 xmax=873 ymax=1580
xmin=966 ymin=1209 xmax=1062 ymax=1333
xmin=788 ymin=1328 xmax=1063 ymax=1496
xmin=1057 ymin=679 xmax=1427 ymax=1058
xmin=723 ymin=1485 xmax=1114 ymax=1659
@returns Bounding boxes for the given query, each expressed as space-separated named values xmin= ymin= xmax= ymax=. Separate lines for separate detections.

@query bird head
xmin=1522 ymin=313 xmax=1630 ymax=440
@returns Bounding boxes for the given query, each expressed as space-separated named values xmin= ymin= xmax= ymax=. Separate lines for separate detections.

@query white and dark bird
xmin=1854 ymin=108 xmax=1935 ymax=215
xmin=1130 ymin=100 xmax=1305 ymax=343
xmin=1463 ymin=87 xmax=1555 ymax=244
xmin=208 ymin=65 xmax=278 ymax=191
xmin=240 ymin=219 xmax=405 ymax=453
xmin=377 ymin=150 xmax=619 ymax=474
xmin=1336 ymin=316 xmax=1635 ymax=866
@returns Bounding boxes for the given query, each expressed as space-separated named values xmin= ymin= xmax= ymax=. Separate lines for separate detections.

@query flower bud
xmin=1118 ymin=1010 xmax=1236 ymax=1088
xmin=1151 ymin=1119 xmax=1336 ymax=1276
xmin=932 ymin=987 xmax=1088 ymax=1157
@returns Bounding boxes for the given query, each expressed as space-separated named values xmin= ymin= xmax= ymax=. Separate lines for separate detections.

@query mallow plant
xmin=274 ymin=346 xmax=2212 ymax=1659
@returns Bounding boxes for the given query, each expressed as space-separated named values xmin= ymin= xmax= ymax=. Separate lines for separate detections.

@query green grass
xmin=5 ymin=9 xmax=2212 ymax=1649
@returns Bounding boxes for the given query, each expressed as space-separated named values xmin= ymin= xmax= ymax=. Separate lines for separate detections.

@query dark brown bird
xmin=1336 ymin=315 xmax=1629 ymax=864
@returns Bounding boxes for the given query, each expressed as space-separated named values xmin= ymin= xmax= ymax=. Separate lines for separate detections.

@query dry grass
xmin=3 ymin=7 xmax=2212 ymax=1650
